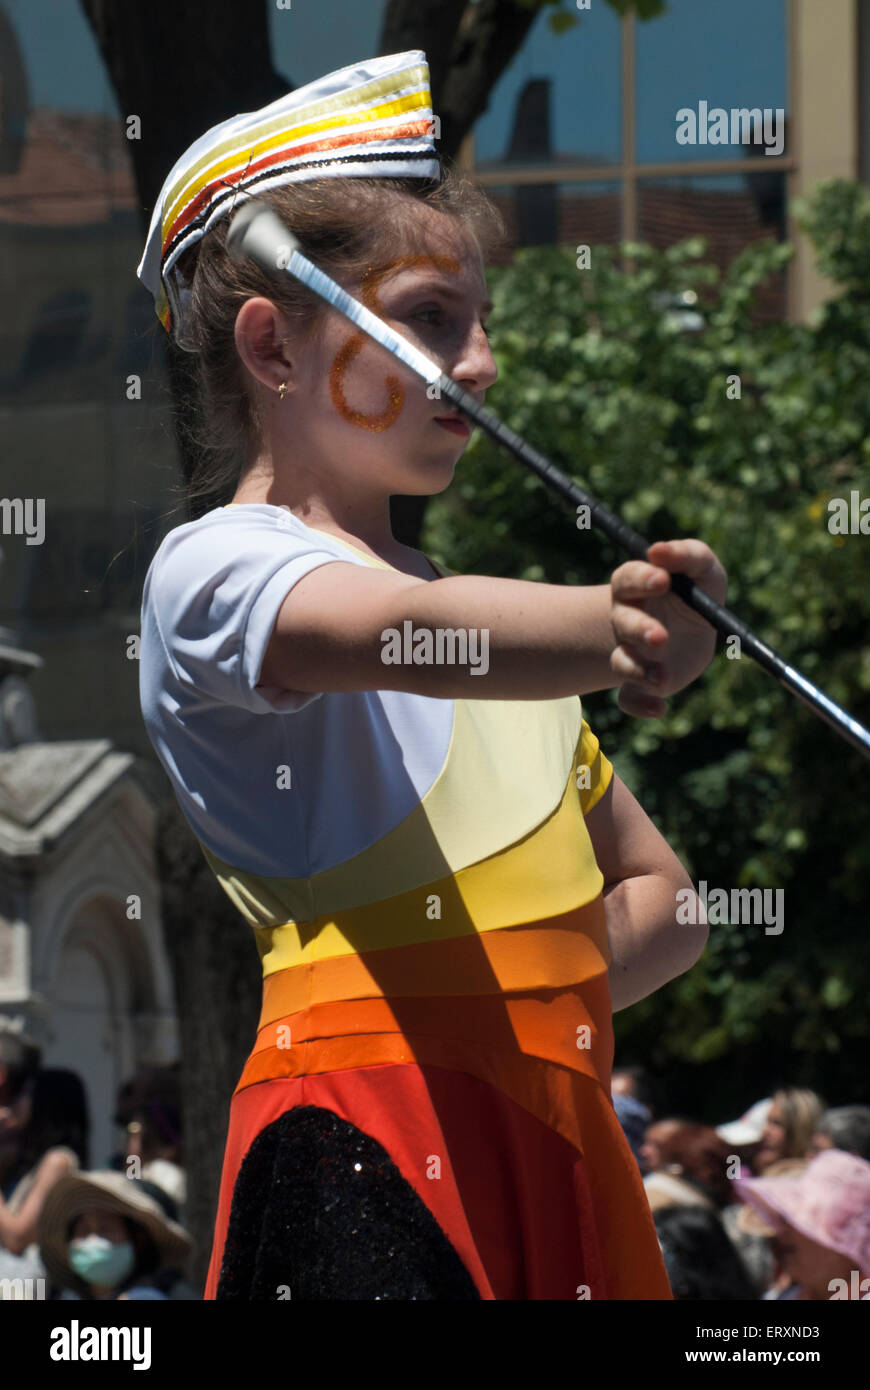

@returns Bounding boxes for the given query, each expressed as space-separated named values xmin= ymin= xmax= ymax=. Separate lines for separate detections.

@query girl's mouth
xmin=434 ymin=417 xmax=471 ymax=437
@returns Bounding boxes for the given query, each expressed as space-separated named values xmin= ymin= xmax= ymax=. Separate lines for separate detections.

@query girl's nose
xmin=454 ymin=324 xmax=498 ymax=394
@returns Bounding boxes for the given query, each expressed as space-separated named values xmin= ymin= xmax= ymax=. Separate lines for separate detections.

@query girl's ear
xmin=234 ymin=298 xmax=293 ymax=393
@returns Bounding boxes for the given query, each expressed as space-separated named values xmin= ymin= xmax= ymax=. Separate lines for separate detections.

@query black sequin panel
xmin=216 ymin=1105 xmax=482 ymax=1300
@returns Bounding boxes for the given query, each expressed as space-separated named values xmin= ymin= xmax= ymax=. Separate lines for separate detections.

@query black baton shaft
xmin=436 ymin=375 xmax=870 ymax=762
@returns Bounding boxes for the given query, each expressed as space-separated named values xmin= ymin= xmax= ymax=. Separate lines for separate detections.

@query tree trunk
xmin=381 ymin=0 xmax=540 ymax=161
xmin=154 ymin=798 xmax=262 ymax=1292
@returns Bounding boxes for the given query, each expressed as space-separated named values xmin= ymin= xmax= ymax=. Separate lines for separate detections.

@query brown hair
xmin=172 ymin=166 xmax=506 ymax=517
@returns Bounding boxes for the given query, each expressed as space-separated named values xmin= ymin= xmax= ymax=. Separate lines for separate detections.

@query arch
xmin=35 ymin=882 xmax=157 ymax=1019
xmin=40 ymin=894 xmax=150 ymax=1169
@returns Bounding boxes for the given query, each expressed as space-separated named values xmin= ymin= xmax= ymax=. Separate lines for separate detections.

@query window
xmin=468 ymin=0 xmax=791 ymax=313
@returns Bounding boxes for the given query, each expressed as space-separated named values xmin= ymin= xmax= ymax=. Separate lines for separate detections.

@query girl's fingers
xmin=612 ymin=543 xmax=727 ymax=606
xmin=611 ymin=560 xmax=671 ymax=603
xmin=612 ymin=602 xmax=670 ymax=651
xmin=617 ymin=685 xmax=668 ymax=719
xmin=610 ymin=645 xmax=664 ymax=688
xmin=645 ymin=539 xmax=728 ymax=597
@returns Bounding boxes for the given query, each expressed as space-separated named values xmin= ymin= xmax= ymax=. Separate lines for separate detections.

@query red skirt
xmin=204 ymin=972 xmax=672 ymax=1300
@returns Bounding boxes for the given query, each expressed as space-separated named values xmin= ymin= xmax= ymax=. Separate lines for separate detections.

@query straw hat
xmin=37 ymin=1170 xmax=193 ymax=1290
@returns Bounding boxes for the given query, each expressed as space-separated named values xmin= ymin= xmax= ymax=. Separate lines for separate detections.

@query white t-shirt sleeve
xmin=146 ymin=511 xmax=350 ymax=714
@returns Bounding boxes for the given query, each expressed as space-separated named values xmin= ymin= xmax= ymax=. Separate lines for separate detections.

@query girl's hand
xmin=610 ymin=539 xmax=728 ymax=718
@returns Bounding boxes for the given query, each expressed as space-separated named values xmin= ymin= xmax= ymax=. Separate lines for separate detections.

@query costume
xmin=136 ymin=48 xmax=671 ymax=1301
xmin=139 ymin=504 xmax=671 ymax=1299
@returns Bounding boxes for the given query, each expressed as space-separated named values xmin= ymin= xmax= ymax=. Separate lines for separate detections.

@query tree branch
xmin=380 ymin=0 xmax=469 ymax=116
xmin=382 ymin=0 xmax=541 ymax=160
xmin=79 ymin=0 xmax=288 ymax=218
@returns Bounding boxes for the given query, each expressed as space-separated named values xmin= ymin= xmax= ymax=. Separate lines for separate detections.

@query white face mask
xmin=67 ymin=1234 xmax=136 ymax=1287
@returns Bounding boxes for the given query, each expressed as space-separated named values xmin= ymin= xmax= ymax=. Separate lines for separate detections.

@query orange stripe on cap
xmin=135 ymin=51 xmax=441 ymax=340
xmin=160 ymin=69 xmax=432 ymax=246
xmin=162 ymin=114 xmax=436 ymax=257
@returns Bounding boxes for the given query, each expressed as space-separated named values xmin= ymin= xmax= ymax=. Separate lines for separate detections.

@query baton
xmin=226 ymin=198 xmax=870 ymax=762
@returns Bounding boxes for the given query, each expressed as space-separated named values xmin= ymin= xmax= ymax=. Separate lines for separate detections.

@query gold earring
xmin=277 ymin=382 xmax=287 ymax=400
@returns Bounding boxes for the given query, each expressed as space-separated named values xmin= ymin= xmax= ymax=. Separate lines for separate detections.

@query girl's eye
xmin=410 ymin=307 xmax=491 ymax=338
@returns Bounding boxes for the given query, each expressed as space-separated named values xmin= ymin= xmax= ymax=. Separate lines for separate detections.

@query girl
xmin=137 ymin=50 xmax=725 ymax=1300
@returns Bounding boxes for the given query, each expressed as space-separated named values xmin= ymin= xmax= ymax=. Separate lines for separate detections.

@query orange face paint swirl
xmin=329 ymin=253 xmax=462 ymax=432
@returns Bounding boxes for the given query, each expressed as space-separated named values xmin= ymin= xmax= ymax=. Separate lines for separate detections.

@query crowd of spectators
xmin=613 ymin=1065 xmax=870 ymax=1300
xmin=0 ymin=1030 xmax=195 ymax=1300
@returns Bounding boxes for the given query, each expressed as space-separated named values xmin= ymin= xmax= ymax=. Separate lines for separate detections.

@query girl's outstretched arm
xmin=257 ymin=538 xmax=726 ymax=707
xmin=584 ymin=774 xmax=709 ymax=1013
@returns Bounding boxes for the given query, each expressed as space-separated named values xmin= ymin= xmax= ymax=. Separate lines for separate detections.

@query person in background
xmin=654 ymin=1205 xmax=759 ymax=1300
xmin=611 ymin=1066 xmax=657 ymax=1114
xmin=753 ymin=1088 xmax=825 ymax=1173
xmin=0 ymin=1029 xmax=41 ymax=1112
xmin=37 ymin=1170 xmax=196 ymax=1300
xmin=640 ymin=1118 xmax=691 ymax=1177
xmin=735 ymin=1149 xmax=870 ymax=1300
xmin=114 ymin=1067 xmax=186 ymax=1213
xmin=612 ymin=1066 xmax=658 ymax=1172
xmin=724 ymin=1157 xmax=807 ymax=1297
xmin=613 ymin=1091 xmax=651 ymax=1173
xmin=716 ymin=1097 xmax=772 ymax=1176
xmin=642 ymin=1121 xmax=729 ymax=1212
xmin=807 ymin=1105 xmax=870 ymax=1162
xmin=0 ymin=1068 xmax=87 ymax=1298
xmin=0 ymin=1030 xmax=41 ymax=1181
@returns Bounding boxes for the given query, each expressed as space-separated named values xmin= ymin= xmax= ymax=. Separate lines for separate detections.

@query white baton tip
xmin=227 ymin=199 xmax=301 ymax=273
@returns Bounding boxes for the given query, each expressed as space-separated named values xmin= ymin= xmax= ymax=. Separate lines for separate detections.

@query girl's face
xmin=239 ymin=204 xmax=498 ymax=504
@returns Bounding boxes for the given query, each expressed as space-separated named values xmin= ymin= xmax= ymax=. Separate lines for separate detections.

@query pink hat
xmin=734 ymin=1149 xmax=870 ymax=1277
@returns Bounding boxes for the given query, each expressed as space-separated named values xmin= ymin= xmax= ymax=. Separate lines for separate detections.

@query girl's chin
xmin=402 ymin=467 xmax=456 ymax=495
xmin=397 ymin=450 xmax=461 ymax=483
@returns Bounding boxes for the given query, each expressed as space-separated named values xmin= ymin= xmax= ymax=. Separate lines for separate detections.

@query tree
xmin=422 ymin=178 xmax=870 ymax=1118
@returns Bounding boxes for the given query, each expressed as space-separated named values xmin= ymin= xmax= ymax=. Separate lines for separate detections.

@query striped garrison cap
xmin=136 ymin=50 xmax=440 ymax=348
